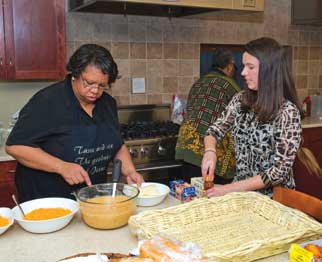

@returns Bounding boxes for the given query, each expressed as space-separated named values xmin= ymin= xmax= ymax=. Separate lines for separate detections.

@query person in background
xmin=202 ymin=37 xmax=315 ymax=198
xmin=175 ymin=48 xmax=241 ymax=184
xmin=6 ymin=44 xmax=144 ymax=202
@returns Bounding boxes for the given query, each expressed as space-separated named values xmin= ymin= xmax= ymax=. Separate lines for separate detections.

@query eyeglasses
xmin=79 ymin=74 xmax=109 ymax=91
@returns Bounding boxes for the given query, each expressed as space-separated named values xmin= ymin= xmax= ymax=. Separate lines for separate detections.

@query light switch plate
xmin=132 ymin=78 xmax=145 ymax=94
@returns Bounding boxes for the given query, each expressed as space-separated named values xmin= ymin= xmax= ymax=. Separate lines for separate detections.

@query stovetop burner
xmin=120 ymin=121 xmax=180 ymax=140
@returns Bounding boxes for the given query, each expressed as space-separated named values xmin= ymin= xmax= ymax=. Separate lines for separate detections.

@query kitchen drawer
xmin=302 ymin=127 xmax=322 ymax=144
xmin=0 ymin=160 xmax=17 ymax=207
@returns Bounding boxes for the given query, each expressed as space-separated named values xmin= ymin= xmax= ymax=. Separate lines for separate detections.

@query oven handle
xmin=107 ymin=163 xmax=182 ymax=175
xmin=136 ymin=163 xmax=183 ymax=172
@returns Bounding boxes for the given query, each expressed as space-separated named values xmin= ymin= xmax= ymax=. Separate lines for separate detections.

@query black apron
xmin=15 ymin=100 xmax=122 ymax=202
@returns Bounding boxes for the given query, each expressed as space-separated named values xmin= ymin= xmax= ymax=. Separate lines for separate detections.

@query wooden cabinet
xmin=0 ymin=0 xmax=66 ymax=80
xmin=293 ymin=127 xmax=322 ymax=200
xmin=0 ymin=160 xmax=17 ymax=208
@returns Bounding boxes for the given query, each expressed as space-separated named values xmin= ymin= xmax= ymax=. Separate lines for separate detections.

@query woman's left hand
xmin=206 ymin=184 xmax=228 ymax=197
xmin=126 ymin=171 xmax=144 ymax=186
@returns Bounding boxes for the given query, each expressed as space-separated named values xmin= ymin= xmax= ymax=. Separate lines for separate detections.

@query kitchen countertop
xmin=302 ymin=115 xmax=322 ymax=128
xmin=0 ymin=196 xmax=290 ymax=262
xmin=0 ymin=146 xmax=14 ymax=161
xmin=1 ymin=116 xmax=321 ymax=162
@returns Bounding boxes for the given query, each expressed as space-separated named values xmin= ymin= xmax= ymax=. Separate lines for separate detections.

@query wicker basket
xmin=128 ymin=192 xmax=322 ymax=262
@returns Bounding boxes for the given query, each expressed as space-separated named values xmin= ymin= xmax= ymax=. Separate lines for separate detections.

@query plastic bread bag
xmin=171 ymin=94 xmax=186 ymax=125
xmin=139 ymin=234 xmax=215 ymax=262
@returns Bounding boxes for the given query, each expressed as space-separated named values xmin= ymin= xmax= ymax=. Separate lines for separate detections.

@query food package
xmin=190 ymin=177 xmax=204 ymax=198
xmin=171 ymin=94 xmax=186 ymax=125
xmin=289 ymin=242 xmax=322 ymax=262
xmin=169 ymin=180 xmax=197 ymax=202
xmin=169 ymin=179 xmax=185 ymax=196
xmin=139 ymin=234 xmax=214 ymax=262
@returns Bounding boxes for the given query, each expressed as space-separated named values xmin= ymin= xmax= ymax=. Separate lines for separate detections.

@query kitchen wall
xmin=0 ymin=82 xmax=53 ymax=128
xmin=65 ymin=0 xmax=322 ymax=106
xmin=1 ymin=0 xmax=322 ymax=127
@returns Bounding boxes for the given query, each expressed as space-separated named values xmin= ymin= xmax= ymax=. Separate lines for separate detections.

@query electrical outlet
xmin=132 ymin=77 xmax=145 ymax=94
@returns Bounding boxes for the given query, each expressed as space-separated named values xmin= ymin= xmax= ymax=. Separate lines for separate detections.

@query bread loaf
xmin=140 ymin=235 xmax=214 ymax=262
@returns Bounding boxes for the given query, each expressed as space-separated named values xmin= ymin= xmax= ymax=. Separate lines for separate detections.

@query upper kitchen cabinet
xmin=0 ymin=0 xmax=66 ymax=80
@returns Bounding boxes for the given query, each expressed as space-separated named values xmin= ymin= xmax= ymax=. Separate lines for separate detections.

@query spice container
xmin=203 ymin=174 xmax=214 ymax=196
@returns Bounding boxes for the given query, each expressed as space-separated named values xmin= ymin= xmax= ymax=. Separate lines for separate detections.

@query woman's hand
xmin=58 ymin=162 xmax=92 ymax=186
xmin=126 ymin=171 xmax=144 ymax=186
xmin=201 ymin=151 xmax=217 ymax=181
xmin=206 ymin=184 xmax=228 ymax=197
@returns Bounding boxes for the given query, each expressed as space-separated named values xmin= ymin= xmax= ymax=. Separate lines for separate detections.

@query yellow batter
xmin=80 ymin=195 xmax=135 ymax=229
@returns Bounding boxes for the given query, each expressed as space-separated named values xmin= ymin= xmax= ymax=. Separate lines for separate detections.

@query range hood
xmin=69 ymin=0 xmax=264 ymax=17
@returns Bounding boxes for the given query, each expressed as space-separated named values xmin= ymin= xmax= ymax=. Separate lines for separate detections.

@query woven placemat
xmin=129 ymin=192 xmax=322 ymax=262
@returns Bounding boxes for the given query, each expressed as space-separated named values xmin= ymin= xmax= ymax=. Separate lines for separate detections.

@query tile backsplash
xmin=66 ymin=0 xmax=322 ymax=105
xmin=1 ymin=0 xmax=322 ymax=125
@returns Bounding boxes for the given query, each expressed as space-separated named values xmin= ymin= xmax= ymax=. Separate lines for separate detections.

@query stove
xmin=121 ymin=121 xmax=179 ymax=164
xmin=108 ymin=104 xmax=183 ymax=183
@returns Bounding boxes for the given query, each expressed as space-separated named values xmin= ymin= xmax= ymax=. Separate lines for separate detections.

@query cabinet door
xmin=3 ymin=0 xmax=66 ymax=80
xmin=293 ymin=127 xmax=322 ymax=200
xmin=0 ymin=1 xmax=6 ymax=79
xmin=0 ymin=160 xmax=17 ymax=208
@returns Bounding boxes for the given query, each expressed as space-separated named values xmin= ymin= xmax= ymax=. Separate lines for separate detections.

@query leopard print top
xmin=206 ymin=92 xmax=302 ymax=197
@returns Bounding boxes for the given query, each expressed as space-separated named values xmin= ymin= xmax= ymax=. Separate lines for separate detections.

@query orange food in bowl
xmin=24 ymin=208 xmax=72 ymax=221
xmin=0 ymin=215 xmax=10 ymax=227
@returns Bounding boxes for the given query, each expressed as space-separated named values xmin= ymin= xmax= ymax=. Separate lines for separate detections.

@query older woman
xmin=6 ymin=44 xmax=144 ymax=202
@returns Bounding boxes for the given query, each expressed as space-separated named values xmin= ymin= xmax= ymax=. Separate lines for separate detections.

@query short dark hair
xmin=66 ymin=44 xmax=118 ymax=87
xmin=241 ymin=37 xmax=302 ymax=122
xmin=212 ymin=48 xmax=234 ymax=70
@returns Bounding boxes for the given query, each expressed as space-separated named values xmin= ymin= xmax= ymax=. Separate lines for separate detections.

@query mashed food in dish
xmin=0 ymin=215 xmax=10 ymax=227
xmin=80 ymin=195 xmax=135 ymax=229
xmin=139 ymin=185 xmax=160 ymax=197
xmin=24 ymin=208 xmax=72 ymax=221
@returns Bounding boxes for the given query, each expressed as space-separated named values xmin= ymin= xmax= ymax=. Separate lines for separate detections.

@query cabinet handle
xmin=0 ymin=58 xmax=3 ymax=66
xmin=9 ymin=59 xmax=13 ymax=66
xmin=7 ymin=169 xmax=16 ymax=173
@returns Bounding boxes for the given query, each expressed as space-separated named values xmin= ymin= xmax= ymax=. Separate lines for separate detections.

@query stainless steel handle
xmin=7 ymin=169 xmax=16 ymax=173
xmin=106 ymin=163 xmax=182 ymax=175
xmin=0 ymin=58 xmax=3 ymax=66
xmin=9 ymin=59 xmax=13 ymax=66
xmin=136 ymin=163 xmax=182 ymax=172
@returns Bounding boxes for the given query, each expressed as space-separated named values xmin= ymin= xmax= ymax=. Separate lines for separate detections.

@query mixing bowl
xmin=135 ymin=182 xmax=170 ymax=207
xmin=0 ymin=207 xmax=14 ymax=235
xmin=74 ymin=183 xmax=139 ymax=229
xmin=12 ymin=197 xmax=79 ymax=233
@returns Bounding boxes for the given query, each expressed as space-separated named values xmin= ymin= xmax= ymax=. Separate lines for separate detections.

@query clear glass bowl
xmin=74 ymin=183 xmax=139 ymax=229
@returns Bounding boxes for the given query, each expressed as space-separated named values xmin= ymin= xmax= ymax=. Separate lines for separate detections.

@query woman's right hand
xmin=201 ymin=151 xmax=217 ymax=181
xmin=57 ymin=162 xmax=92 ymax=186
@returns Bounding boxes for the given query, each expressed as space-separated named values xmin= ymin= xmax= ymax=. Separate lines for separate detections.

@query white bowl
xmin=0 ymin=208 xmax=14 ymax=236
xmin=135 ymin=182 xmax=170 ymax=207
xmin=12 ymin=197 xmax=79 ymax=233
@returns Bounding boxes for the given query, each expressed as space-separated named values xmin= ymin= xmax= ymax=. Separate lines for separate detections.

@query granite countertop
xmin=0 ymin=196 xmax=289 ymax=262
